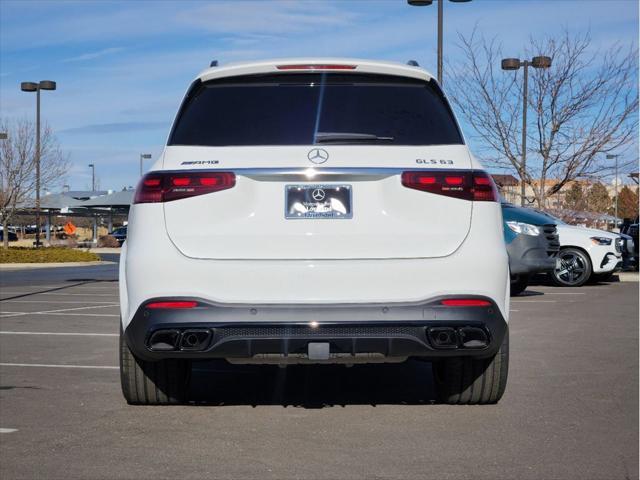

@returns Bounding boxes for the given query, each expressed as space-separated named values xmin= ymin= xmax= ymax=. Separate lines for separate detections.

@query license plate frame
xmin=285 ymin=184 xmax=352 ymax=219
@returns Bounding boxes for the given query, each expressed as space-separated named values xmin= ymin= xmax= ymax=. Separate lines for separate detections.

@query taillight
xmin=146 ymin=301 xmax=198 ymax=309
xmin=401 ymin=170 xmax=498 ymax=202
xmin=440 ymin=299 xmax=492 ymax=307
xmin=276 ymin=64 xmax=357 ymax=70
xmin=134 ymin=171 xmax=235 ymax=203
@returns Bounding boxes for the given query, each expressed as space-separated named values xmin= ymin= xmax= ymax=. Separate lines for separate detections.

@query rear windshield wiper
xmin=315 ymin=132 xmax=395 ymax=144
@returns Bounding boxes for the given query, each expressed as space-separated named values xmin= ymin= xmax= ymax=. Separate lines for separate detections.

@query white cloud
xmin=63 ymin=47 xmax=124 ymax=63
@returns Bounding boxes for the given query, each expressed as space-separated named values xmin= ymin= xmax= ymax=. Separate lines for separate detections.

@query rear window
xmin=168 ymin=73 xmax=463 ymax=146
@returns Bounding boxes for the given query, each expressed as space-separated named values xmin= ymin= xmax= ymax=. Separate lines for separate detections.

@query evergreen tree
xmin=586 ymin=182 xmax=611 ymax=213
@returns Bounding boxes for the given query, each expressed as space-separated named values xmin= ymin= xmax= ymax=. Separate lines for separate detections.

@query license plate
xmin=285 ymin=184 xmax=352 ymax=219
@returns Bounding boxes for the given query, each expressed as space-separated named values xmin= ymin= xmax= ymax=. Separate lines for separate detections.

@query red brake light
xmin=472 ymin=172 xmax=500 ymax=202
xmin=440 ymin=299 xmax=492 ymax=307
xmin=172 ymin=177 xmax=191 ymax=186
xmin=401 ymin=170 xmax=498 ymax=202
xmin=134 ymin=171 xmax=236 ymax=203
xmin=143 ymin=178 xmax=161 ymax=187
xmin=276 ymin=64 xmax=357 ymax=71
xmin=445 ymin=175 xmax=464 ymax=185
xmin=146 ymin=301 xmax=198 ymax=309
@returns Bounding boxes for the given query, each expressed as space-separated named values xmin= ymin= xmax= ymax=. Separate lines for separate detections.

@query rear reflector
xmin=276 ymin=64 xmax=357 ymax=71
xmin=440 ymin=299 xmax=492 ymax=307
xmin=134 ymin=171 xmax=235 ymax=203
xmin=401 ymin=170 xmax=499 ymax=202
xmin=146 ymin=301 xmax=198 ymax=309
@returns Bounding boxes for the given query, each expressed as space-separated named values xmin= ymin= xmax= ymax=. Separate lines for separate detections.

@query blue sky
xmin=1 ymin=0 xmax=638 ymax=191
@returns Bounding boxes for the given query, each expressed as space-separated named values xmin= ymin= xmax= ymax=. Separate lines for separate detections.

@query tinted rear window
xmin=169 ymin=73 xmax=463 ymax=146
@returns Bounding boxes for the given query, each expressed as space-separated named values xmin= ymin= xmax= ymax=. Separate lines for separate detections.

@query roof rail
xmin=210 ymin=60 xmax=218 ymax=67
xmin=407 ymin=60 xmax=419 ymax=67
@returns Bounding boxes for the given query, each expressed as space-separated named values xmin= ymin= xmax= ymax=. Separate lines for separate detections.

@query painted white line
xmin=33 ymin=304 xmax=118 ymax=314
xmin=1 ymin=292 xmax=117 ymax=297
xmin=509 ymin=309 xmax=520 ymax=312
xmin=0 ymin=285 xmax=117 ymax=290
xmin=0 ymin=428 xmax=18 ymax=434
xmin=0 ymin=363 xmax=118 ymax=370
xmin=511 ymin=300 xmax=558 ymax=303
xmin=2 ymin=300 xmax=119 ymax=304
xmin=539 ymin=292 xmax=585 ymax=295
xmin=0 ymin=331 xmax=117 ymax=337
xmin=0 ymin=303 xmax=119 ymax=318
xmin=0 ymin=312 xmax=119 ymax=318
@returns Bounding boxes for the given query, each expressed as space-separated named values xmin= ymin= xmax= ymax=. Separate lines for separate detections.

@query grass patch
xmin=0 ymin=247 xmax=100 ymax=264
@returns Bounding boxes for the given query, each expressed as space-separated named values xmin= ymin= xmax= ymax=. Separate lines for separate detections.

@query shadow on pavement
xmin=187 ymin=359 xmax=437 ymax=408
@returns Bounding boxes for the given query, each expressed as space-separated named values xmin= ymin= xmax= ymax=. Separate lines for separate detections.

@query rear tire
xmin=120 ymin=325 xmax=191 ymax=405
xmin=510 ymin=274 xmax=529 ymax=296
xmin=432 ymin=328 xmax=509 ymax=405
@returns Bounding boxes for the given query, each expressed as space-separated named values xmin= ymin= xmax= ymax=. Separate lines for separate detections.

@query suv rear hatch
xmin=160 ymin=72 xmax=475 ymax=260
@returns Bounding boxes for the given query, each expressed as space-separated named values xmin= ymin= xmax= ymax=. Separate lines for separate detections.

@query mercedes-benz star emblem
xmin=312 ymin=188 xmax=326 ymax=201
xmin=307 ymin=148 xmax=329 ymax=164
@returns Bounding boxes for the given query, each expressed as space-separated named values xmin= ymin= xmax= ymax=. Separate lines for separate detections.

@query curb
xmin=0 ymin=261 xmax=115 ymax=271
xmin=616 ymin=272 xmax=639 ymax=282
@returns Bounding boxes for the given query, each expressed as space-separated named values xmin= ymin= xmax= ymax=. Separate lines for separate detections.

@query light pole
xmin=407 ymin=0 xmax=472 ymax=86
xmin=88 ymin=164 xmax=95 ymax=192
xmin=501 ymin=56 xmax=551 ymax=206
xmin=607 ymin=154 xmax=619 ymax=224
xmin=140 ymin=153 xmax=152 ymax=177
xmin=21 ymin=80 xmax=57 ymax=247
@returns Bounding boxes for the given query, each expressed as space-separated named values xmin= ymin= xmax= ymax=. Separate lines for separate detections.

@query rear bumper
xmin=507 ymin=233 xmax=557 ymax=275
xmin=121 ymin=203 xmax=510 ymax=326
xmin=124 ymin=296 xmax=508 ymax=362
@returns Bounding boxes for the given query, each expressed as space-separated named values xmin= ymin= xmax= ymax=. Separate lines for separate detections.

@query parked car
xmin=617 ymin=232 xmax=636 ymax=270
xmin=536 ymin=211 xmax=622 ymax=286
xmin=120 ymin=58 xmax=510 ymax=405
xmin=0 ymin=228 xmax=18 ymax=242
xmin=620 ymin=216 xmax=638 ymax=270
xmin=502 ymin=203 xmax=560 ymax=295
xmin=110 ymin=226 xmax=127 ymax=246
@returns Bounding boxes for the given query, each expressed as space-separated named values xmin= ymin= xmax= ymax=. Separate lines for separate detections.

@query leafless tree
xmin=447 ymin=29 xmax=638 ymax=207
xmin=0 ymin=118 xmax=69 ymax=248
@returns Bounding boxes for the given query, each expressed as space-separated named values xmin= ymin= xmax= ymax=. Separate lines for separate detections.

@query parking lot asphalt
xmin=0 ymin=259 xmax=637 ymax=480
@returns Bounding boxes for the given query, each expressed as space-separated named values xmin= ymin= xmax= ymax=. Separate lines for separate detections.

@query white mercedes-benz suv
xmin=119 ymin=58 xmax=510 ymax=405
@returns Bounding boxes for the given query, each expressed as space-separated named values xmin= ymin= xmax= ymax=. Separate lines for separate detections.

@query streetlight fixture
xmin=606 ymin=154 xmax=620 ymax=225
xmin=501 ymin=56 xmax=552 ymax=206
xmin=140 ymin=153 xmax=152 ymax=177
xmin=407 ymin=0 xmax=472 ymax=86
xmin=0 ymin=133 xmax=7 ymax=140
xmin=21 ymin=80 xmax=57 ymax=247
xmin=88 ymin=164 xmax=95 ymax=192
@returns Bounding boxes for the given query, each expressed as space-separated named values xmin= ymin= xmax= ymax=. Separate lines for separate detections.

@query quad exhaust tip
xmin=148 ymin=328 xmax=212 ymax=352
xmin=426 ymin=326 xmax=488 ymax=350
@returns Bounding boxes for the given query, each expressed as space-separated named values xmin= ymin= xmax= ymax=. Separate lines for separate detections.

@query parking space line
xmin=544 ymin=292 xmax=586 ymax=295
xmin=0 ymin=428 xmax=18 ymax=434
xmin=0 ymin=331 xmax=117 ymax=337
xmin=0 ymin=363 xmax=118 ymax=370
xmin=0 ymin=292 xmax=118 ymax=297
xmin=511 ymin=300 xmax=557 ymax=303
xmin=0 ymin=304 xmax=120 ymax=318
xmin=0 ymin=285 xmax=117 ymax=290
xmin=0 ymin=312 xmax=119 ymax=318
xmin=2 ymin=300 xmax=120 ymax=304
